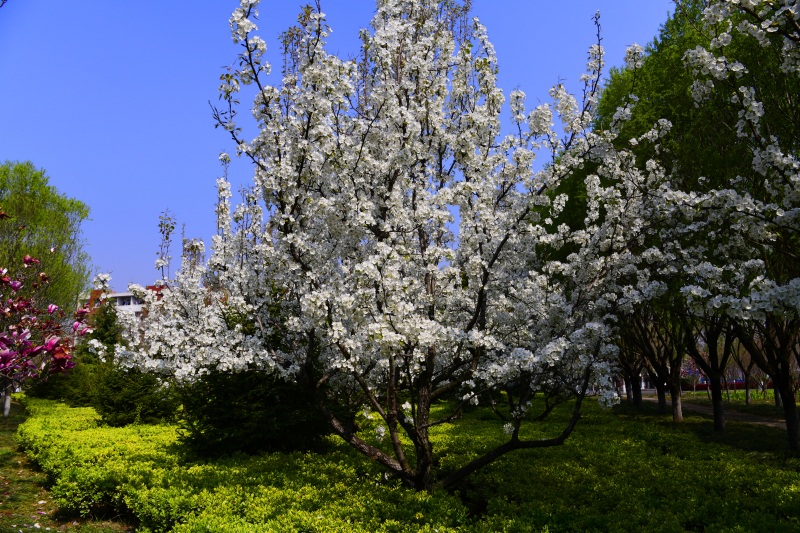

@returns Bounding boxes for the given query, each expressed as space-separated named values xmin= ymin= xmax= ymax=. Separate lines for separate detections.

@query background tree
xmin=670 ymin=0 xmax=800 ymax=450
xmin=589 ymin=0 xmax=800 ymax=447
xmin=0 ymin=160 xmax=92 ymax=318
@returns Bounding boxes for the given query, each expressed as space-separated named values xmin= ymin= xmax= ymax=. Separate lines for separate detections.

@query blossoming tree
xmin=119 ymin=0 xmax=690 ymax=490
xmin=664 ymin=0 xmax=800 ymax=450
xmin=0 ymin=207 xmax=90 ymax=417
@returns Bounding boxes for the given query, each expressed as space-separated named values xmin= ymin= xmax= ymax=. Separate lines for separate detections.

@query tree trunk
xmin=3 ymin=382 xmax=12 ymax=418
xmin=623 ymin=372 xmax=633 ymax=404
xmin=706 ymin=381 xmax=711 ymax=400
xmin=775 ymin=374 xmax=800 ymax=453
xmin=774 ymin=380 xmax=783 ymax=407
xmin=631 ymin=373 xmax=643 ymax=409
xmin=655 ymin=381 xmax=668 ymax=415
xmin=668 ymin=380 xmax=683 ymax=421
xmin=724 ymin=376 xmax=731 ymax=402
xmin=709 ymin=379 xmax=726 ymax=432
xmin=744 ymin=376 xmax=752 ymax=405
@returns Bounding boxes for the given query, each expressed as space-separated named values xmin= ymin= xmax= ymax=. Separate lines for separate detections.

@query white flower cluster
xmin=92 ymin=273 xmax=111 ymax=291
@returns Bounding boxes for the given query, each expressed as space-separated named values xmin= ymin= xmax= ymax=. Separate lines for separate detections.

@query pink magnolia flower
xmin=43 ymin=337 xmax=61 ymax=352
xmin=47 ymin=304 xmax=58 ymax=314
xmin=9 ymin=281 xmax=22 ymax=292
xmin=22 ymin=255 xmax=40 ymax=267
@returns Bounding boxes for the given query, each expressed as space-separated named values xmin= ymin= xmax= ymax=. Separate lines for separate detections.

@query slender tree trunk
xmin=745 ymin=376 xmax=752 ymax=405
xmin=724 ymin=376 xmax=731 ymax=402
xmin=668 ymin=380 xmax=683 ymax=421
xmin=710 ymin=378 xmax=726 ymax=432
xmin=706 ymin=381 xmax=712 ymax=400
xmin=3 ymin=382 xmax=12 ymax=418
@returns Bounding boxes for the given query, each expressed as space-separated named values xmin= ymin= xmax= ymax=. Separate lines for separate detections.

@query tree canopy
xmin=0 ymin=160 xmax=92 ymax=315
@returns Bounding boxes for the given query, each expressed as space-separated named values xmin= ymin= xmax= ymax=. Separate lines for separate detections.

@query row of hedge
xmin=16 ymin=396 xmax=800 ymax=532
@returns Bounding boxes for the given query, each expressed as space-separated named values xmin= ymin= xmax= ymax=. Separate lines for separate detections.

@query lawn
xmin=14 ymin=396 xmax=800 ymax=533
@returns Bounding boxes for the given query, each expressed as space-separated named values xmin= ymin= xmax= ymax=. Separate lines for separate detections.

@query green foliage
xmin=0 ymin=160 xmax=92 ymax=315
xmin=16 ymin=397 xmax=800 ymax=533
xmin=26 ymin=361 xmax=100 ymax=407
xmin=594 ymin=0 xmax=755 ymax=192
xmin=177 ymin=371 xmax=332 ymax=458
xmin=93 ymin=365 xmax=179 ymax=427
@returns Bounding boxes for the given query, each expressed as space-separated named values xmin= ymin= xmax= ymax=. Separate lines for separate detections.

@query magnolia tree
xmin=0 ymin=207 xmax=90 ymax=417
xmin=119 ymin=0 xmax=683 ymax=491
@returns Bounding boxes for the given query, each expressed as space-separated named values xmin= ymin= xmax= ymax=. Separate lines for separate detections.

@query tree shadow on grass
xmin=613 ymin=401 xmax=798 ymax=466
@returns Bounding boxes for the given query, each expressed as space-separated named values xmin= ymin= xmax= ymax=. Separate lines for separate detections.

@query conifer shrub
xmin=176 ymin=370 xmax=332 ymax=458
xmin=93 ymin=363 xmax=179 ymax=426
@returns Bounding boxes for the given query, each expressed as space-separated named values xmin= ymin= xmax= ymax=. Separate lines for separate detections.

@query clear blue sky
xmin=0 ymin=0 xmax=673 ymax=292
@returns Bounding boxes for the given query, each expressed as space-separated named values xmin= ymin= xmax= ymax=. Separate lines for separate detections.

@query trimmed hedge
xmin=15 ymin=397 xmax=800 ymax=532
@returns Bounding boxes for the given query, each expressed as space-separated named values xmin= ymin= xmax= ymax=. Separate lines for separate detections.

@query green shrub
xmin=15 ymin=397 xmax=800 ymax=533
xmin=93 ymin=364 xmax=179 ymax=426
xmin=177 ymin=371 xmax=330 ymax=458
xmin=26 ymin=358 xmax=100 ymax=407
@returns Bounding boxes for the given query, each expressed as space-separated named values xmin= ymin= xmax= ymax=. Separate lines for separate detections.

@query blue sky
xmin=0 ymin=0 xmax=673 ymax=291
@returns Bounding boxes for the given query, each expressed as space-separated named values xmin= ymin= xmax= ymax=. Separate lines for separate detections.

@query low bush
xmin=16 ymin=397 xmax=800 ymax=532
xmin=92 ymin=364 xmax=179 ymax=426
xmin=176 ymin=371 xmax=331 ymax=458
xmin=25 ymin=357 xmax=100 ymax=407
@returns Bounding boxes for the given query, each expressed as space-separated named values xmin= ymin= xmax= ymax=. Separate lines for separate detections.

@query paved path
xmin=642 ymin=397 xmax=787 ymax=429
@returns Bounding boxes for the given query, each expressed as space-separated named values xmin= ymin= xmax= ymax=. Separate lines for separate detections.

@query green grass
xmin=680 ymin=389 xmax=791 ymax=419
xmin=0 ymin=398 xmax=132 ymax=532
xmin=14 ymin=396 xmax=800 ymax=533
